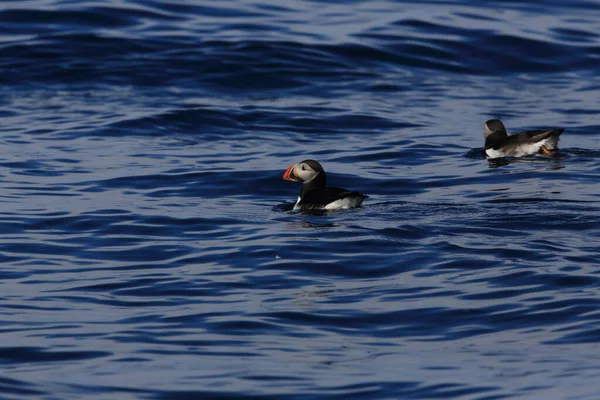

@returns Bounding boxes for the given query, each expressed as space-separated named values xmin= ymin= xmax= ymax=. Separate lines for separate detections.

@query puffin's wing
xmin=326 ymin=187 xmax=367 ymax=200
xmin=515 ymin=128 xmax=564 ymax=143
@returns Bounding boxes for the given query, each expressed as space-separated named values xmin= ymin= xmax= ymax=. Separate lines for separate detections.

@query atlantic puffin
xmin=282 ymin=159 xmax=367 ymax=211
xmin=484 ymin=119 xmax=564 ymax=158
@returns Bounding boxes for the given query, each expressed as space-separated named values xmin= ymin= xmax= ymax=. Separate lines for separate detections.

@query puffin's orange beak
xmin=283 ymin=164 xmax=298 ymax=181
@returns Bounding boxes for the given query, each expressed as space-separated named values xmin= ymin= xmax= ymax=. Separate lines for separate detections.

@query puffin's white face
xmin=282 ymin=160 xmax=323 ymax=183
xmin=292 ymin=162 xmax=320 ymax=182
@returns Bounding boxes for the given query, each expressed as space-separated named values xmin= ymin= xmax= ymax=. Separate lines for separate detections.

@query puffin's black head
xmin=484 ymin=119 xmax=507 ymax=138
xmin=282 ymin=159 xmax=325 ymax=185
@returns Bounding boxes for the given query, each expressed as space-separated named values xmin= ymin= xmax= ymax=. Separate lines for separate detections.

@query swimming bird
xmin=282 ymin=159 xmax=367 ymax=211
xmin=484 ymin=119 xmax=564 ymax=158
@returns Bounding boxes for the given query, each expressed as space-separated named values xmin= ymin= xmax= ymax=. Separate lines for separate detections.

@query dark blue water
xmin=1 ymin=1 xmax=600 ymax=399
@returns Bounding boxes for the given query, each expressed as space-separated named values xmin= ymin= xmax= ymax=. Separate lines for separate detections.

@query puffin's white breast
xmin=292 ymin=196 xmax=301 ymax=210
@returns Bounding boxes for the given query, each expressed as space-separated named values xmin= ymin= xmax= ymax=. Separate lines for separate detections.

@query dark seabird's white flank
xmin=282 ymin=159 xmax=367 ymax=210
xmin=484 ymin=119 xmax=564 ymax=158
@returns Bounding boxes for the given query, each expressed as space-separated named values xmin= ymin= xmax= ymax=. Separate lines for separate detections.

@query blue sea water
xmin=1 ymin=0 xmax=600 ymax=398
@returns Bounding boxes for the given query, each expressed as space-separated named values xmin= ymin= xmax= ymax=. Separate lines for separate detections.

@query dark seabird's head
xmin=484 ymin=119 xmax=507 ymax=138
xmin=282 ymin=159 xmax=324 ymax=183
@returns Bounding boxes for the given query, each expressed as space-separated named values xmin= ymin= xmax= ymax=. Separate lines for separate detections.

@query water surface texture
xmin=1 ymin=0 xmax=600 ymax=399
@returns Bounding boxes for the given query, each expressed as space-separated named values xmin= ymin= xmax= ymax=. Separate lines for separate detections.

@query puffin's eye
xmin=301 ymin=165 xmax=306 ymax=171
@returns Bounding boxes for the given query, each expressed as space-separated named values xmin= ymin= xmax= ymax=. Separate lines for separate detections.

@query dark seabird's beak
xmin=282 ymin=164 xmax=298 ymax=181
